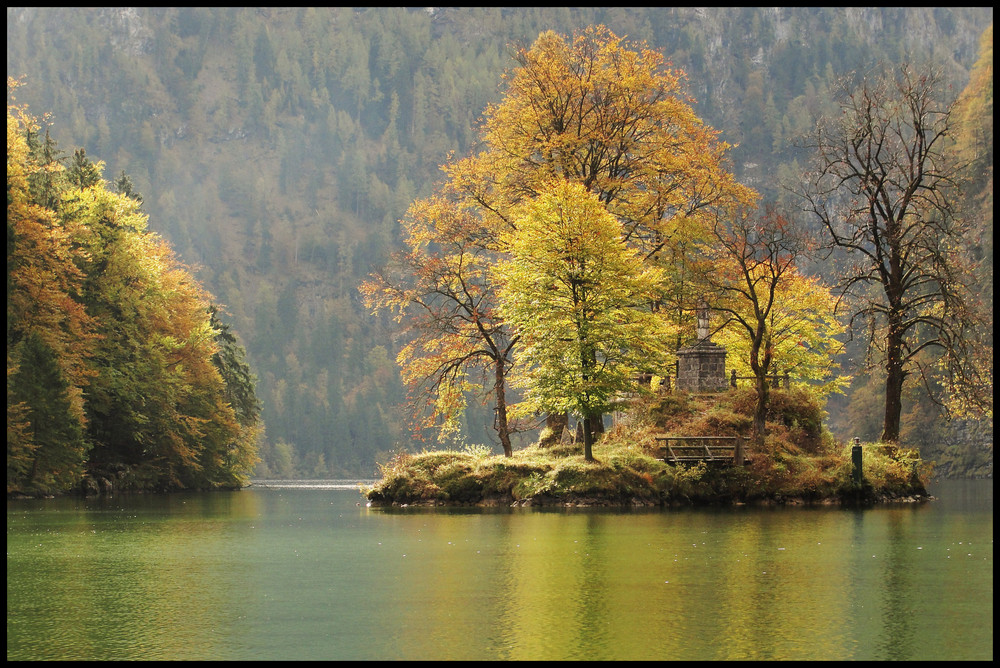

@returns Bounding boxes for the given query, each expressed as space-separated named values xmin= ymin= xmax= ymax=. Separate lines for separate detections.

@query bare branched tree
xmin=799 ymin=62 xmax=989 ymax=443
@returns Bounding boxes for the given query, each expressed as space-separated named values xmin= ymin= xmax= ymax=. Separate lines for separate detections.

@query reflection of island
xmin=389 ymin=510 xmax=859 ymax=661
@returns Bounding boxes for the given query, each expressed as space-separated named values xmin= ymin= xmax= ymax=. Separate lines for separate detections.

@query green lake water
xmin=6 ymin=478 xmax=992 ymax=661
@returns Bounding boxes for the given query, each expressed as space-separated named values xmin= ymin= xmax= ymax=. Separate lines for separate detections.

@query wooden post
xmin=734 ymin=435 xmax=745 ymax=466
xmin=852 ymin=437 xmax=863 ymax=485
xmin=701 ymin=439 xmax=713 ymax=459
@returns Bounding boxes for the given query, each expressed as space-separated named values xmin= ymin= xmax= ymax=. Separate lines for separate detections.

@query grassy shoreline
xmin=364 ymin=389 xmax=932 ymax=508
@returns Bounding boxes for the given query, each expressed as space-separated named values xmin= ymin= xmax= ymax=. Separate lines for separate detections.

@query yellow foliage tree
xmin=361 ymin=193 xmax=518 ymax=455
xmin=495 ymin=180 xmax=675 ymax=460
xmin=698 ymin=204 xmax=846 ymax=447
xmin=7 ymin=88 xmax=98 ymax=493
xmin=365 ymin=26 xmax=755 ymax=451
xmin=8 ymin=85 xmax=260 ymax=493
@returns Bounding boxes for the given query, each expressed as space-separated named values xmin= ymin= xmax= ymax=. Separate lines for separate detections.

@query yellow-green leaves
xmin=712 ymin=268 xmax=849 ymax=397
xmin=495 ymin=180 xmax=675 ymax=420
xmin=365 ymin=25 xmax=757 ymax=453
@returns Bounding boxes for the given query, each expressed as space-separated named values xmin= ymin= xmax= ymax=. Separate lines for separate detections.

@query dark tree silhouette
xmin=800 ymin=63 xmax=987 ymax=443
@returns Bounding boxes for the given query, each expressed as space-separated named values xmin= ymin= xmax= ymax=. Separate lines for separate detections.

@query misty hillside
xmin=7 ymin=7 xmax=993 ymax=477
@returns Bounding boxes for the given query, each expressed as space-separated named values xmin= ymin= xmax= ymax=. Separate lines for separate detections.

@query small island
xmin=364 ymin=386 xmax=931 ymax=508
xmin=359 ymin=27 xmax=981 ymax=510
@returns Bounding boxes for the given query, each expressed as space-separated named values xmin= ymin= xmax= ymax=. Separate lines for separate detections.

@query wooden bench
xmin=655 ymin=435 xmax=748 ymax=466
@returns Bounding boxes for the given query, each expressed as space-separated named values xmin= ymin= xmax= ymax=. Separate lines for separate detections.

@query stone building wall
xmin=675 ymin=341 xmax=728 ymax=393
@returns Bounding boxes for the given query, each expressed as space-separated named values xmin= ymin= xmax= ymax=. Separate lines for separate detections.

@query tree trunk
xmin=494 ymin=358 xmax=513 ymax=457
xmin=750 ymin=334 xmax=772 ymax=449
xmin=582 ymin=415 xmax=595 ymax=461
xmin=881 ymin=324 xmax=905 ymax=443
xmin=753 ymin=376 xmax=769 ymax=449
xmin=579 ymin=338 xmax=598 ymax=461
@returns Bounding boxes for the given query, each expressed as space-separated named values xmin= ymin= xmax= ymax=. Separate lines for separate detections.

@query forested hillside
xmin=8 ymin=96 xmax=261 ymax=495
xmin=7 ymin=7 xmax=992 ymax=477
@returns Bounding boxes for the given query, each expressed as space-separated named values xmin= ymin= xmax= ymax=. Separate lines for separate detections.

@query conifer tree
xmin=9 ymin=333 xmax=88 ymax=493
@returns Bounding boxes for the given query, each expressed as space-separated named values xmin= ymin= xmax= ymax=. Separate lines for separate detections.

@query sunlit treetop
xmin=444 ymin=25 xmax=757 ymax=258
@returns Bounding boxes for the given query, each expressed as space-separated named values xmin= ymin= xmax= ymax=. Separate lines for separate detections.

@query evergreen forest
xmin=6 ymin=7 xmax=993 ymax=481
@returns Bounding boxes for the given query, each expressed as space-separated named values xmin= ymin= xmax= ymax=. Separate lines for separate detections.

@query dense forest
xmin=6 ymin=8 xmax=993 ymax=479
xmin=8 ymin=96 xmax=262 ymax=495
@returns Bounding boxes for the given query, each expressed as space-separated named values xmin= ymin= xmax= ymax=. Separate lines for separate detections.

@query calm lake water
xmin=7 ymin=478 xmax=992 ymax=661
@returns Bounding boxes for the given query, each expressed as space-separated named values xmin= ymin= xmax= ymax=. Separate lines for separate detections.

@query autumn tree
xmin=495 ymin=181 xmax=674 ymax=461
xmin=361 ymin=195 xmax=519 ymax=455
xmin=7 ymin=91 xmax=97 ymax=494
xmin=799 ymin=62 xmax=990 ymax=443
xmin=8 ymin=88 xmax=261 ymax=492
xmin=66 ymin=185 xmax=258 ymax=489
xmin=450 ymin=25 xmax=756 ymax=253
xmin=446 ymin=25 xmax=756 ymax=422
xmin=701 ymin=203 xmax=846 ymax=447
xmin=946 ymin=25 xmax=994 ymax=424
xmin=366 ymin=26 xmax=754 ymax=452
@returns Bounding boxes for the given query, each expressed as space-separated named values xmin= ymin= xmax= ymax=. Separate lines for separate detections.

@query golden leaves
xmin=364 ymin=24 xmax=756 ymax=441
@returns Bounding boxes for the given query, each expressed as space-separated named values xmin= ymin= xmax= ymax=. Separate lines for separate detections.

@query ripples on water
xmin=6 ymin=479 xmax=992 ymax=661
